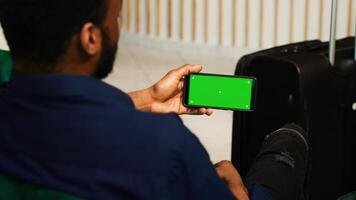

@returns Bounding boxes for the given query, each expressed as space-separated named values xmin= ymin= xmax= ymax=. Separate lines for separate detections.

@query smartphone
xmin=183 ymin=73 xmax=257 ymax=111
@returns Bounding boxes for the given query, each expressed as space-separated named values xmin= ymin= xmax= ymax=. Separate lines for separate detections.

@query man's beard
xmin=94 ymin=28 xmax=118 ymax=79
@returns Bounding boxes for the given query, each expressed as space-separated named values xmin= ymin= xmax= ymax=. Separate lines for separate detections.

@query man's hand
xmin=215 ymin=161 xmax=249 ymax=200
xmin=129 ymin=64 xmax=213 ymax=115
xmin=150 ymin=64 xmax=213 ymax=115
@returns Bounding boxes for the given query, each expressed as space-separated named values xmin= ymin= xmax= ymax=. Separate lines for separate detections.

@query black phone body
xmin=183 ymin=73 xmax=257 ymax=111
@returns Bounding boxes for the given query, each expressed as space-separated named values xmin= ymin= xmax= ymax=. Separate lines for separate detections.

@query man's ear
xmin=80 ymin=22 xmax=102 ymax=56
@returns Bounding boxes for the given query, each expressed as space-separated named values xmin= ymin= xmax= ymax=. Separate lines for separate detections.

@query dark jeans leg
xmin=245 ymin=124 xmax=309 ymax=200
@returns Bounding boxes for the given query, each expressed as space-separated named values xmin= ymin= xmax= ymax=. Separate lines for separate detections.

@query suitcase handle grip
xmin=329 ymin=0 xmax=356 ymax=75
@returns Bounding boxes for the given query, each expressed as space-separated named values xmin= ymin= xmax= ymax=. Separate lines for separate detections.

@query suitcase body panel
xmin=232 ymin=38 xmax=356 ymax=199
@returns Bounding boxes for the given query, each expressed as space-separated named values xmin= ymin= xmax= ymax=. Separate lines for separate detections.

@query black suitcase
xmin=231 ymin=4 xmax=356 ymax=199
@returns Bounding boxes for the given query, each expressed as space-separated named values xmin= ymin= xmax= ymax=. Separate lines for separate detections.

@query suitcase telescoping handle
xmin=329 ymin=0 xmax=337 ymax=66
xmin=329 ymin=0 xmax=356 ymax=75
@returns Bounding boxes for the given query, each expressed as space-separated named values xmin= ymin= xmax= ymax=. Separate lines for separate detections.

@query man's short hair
xmin=0 ymin=0 xmax=108 ymax=70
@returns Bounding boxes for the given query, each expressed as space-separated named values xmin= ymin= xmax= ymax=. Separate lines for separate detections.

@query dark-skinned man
xmin=0 ymin=0 xmax=308 ymax=199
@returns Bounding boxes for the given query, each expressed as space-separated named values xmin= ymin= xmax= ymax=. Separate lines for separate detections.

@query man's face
xmin=94 ymin=0 xmax=122 ymax=79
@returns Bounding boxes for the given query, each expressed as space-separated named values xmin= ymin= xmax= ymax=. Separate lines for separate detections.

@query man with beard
xmin=0 ymin=0 xmax=308 ymax=199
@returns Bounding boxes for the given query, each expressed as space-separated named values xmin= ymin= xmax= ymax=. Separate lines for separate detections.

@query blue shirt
xmin=0 ymin=73 xmax=235 ymax=199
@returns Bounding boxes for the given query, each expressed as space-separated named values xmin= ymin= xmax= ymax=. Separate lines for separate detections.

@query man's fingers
xmin=183 ymin=107 xmax=214 ymax=116
xmin=184 ymin=108 xmax=203 ymax=115
xmin=198 ymin=108 xmax=214 ymax=116
xmin=215 ymin=161 xmax=231 ymax=180
xmin=178 ymin=80 xmax=184 ymax=91
xmin=215 ymin=160 xmax=232 ymax=168
xmin=206 ymin=108 xmax=214 ymax=116
xmin=187 ymin=64 xmax=203 ymax=74
xmin=215 ymin=167 xmax=224 ymax=178
xmin=173 ymin=64 xmax=203 ymax=77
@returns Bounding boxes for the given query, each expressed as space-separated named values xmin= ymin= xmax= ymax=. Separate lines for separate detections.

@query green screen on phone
xmin=187 ymin=74 xmax=255 ymax=111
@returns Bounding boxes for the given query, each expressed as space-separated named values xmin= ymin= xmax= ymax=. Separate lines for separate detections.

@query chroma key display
xmin=183 ymin=73 xmax=257 ymax=111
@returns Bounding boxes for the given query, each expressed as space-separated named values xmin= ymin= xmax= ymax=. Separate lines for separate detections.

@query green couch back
xmin=0 ymin=49 xmax=12 ymax=82
xmin=338 ymin=191 xmax=356 ymax=200
xmin=0 ymin=174 xmax=83 ymax=200
xmin=0 ymin=51 xmax=83 ymax=199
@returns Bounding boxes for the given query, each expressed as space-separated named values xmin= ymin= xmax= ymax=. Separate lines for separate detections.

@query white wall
xmin=1 ymin=0 xmax=355 ymax=51
xmin=0 ymin=25 xmax=9 ymax=50
xmin=123 ymin=0 xmax=356 ymax=49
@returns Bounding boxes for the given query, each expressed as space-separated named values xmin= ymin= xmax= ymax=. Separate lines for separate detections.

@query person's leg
xmin=245 ymin=123 xmax=309 ymax=200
